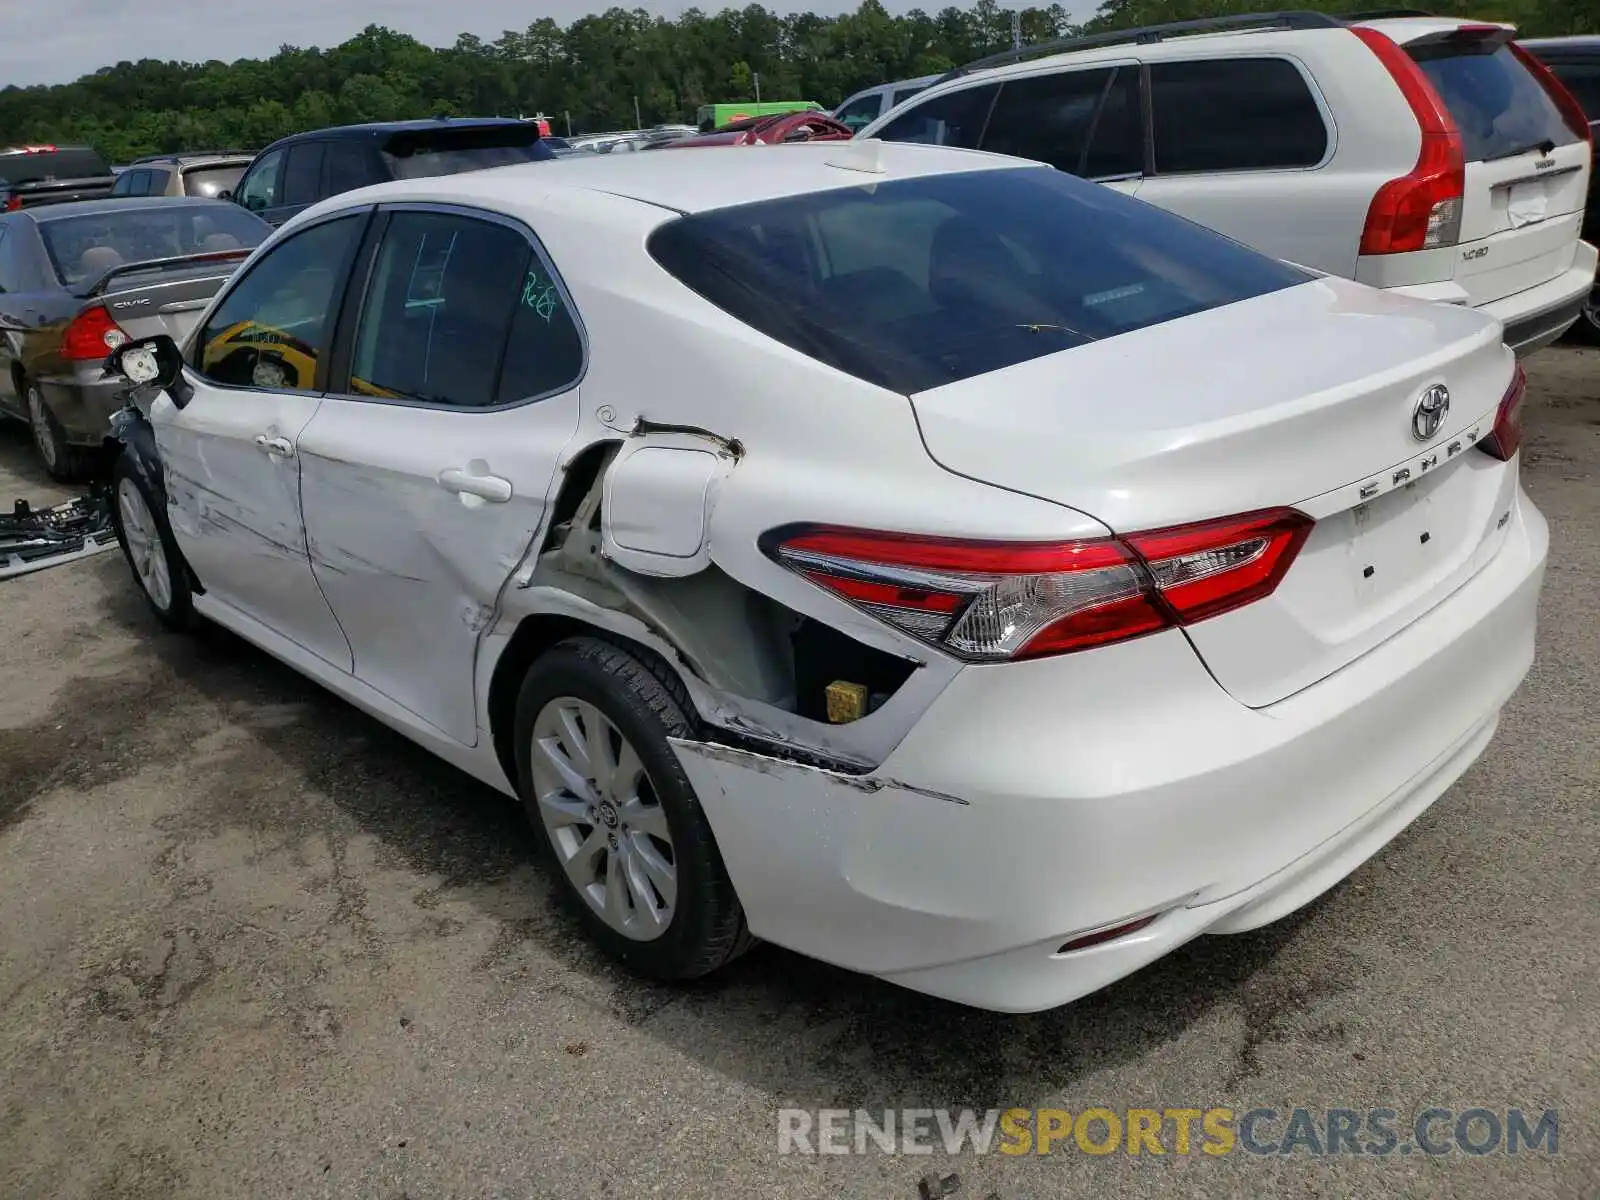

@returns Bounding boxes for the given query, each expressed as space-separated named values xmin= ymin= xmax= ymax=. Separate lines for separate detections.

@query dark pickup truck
xmin=1 ymin=146 xmax=117 ymax=212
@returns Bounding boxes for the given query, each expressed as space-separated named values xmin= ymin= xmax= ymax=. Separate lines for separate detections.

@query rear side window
xmin=1413 ymin=40 xmax=1586 ymax=160
xmin=325 ymin=145 xmax=379 ymax=196
xmin=876 ymin=84 xmax=1000 ymax=149
xmin=1150 ymin=58 xmax=1328 ymax=173
xmin=982 ymin=66 xmax=1142 ymax=178
xmin=348 ymin=211 xmax=581 ymax=407
xmin=648 ymin=167 xmax=1311 ymax=394
xmin=1544 ymin=60 xmax=1599 ymax=118
xmin=282 ymin=142 xmax=327 ymax=206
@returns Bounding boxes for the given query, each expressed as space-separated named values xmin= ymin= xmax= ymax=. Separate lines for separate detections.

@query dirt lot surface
xmin=1 ymin=346 xmax=1597 ymax=1200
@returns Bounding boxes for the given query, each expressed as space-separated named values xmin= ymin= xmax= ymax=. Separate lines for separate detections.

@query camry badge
xmin=1412 ymin=384 xmax=1449 ymax=442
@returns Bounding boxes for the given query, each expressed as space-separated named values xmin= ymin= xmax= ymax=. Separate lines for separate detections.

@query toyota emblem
xmin=1412 ymin=384 xmax=1450 ymax=442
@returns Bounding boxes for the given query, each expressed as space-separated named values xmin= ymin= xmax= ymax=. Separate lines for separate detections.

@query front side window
xmin=195 ymin=214 xmax=363 ymax=391
xmin=347 ymin=211 xmax=581 ymax=407
xmin=0 ymin=227 xmax=14 ymax=293
xmin=235 ymin=149 xmax=283 ymax=213
xmin=834 ymin=94 xmax=884 ymax=133
xmin=648 ymin=167 xmax=1311 ymax=394
xmin=876 ymin=83 xmax=1000 ymax=148
xmin=1150 ymin=58 xmax=1328 ymax=173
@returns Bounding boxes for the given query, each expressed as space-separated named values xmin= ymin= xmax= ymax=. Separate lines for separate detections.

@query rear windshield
xmin=380 ymin=128 xmax=555 ymax=180
xmin=182 ymin=165 xmax=246 ymax=198
xmin=0 ymin=148 xmax=110 ymax=185
xmin=647 ymin=167 xmax=1311 ymax=394
xmin=1409 ymin=38 xmax=1581 ymax=162
xmin=39 ymin=204 xmax=270 ymax=287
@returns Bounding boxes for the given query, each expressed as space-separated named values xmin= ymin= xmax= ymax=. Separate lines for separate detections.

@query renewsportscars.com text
xmin=778 ymin=1106 xmax=1559 ymax=1158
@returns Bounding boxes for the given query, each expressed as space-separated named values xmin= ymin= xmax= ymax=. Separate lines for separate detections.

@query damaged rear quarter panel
xmin=484 ymin=191 xmax=1119 ymax=769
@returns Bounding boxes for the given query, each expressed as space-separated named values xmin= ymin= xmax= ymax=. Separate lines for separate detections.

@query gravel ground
xmin=1 ymin=345 xmax=1597 ymax=1200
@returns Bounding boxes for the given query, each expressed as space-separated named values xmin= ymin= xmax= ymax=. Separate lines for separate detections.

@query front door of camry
xmin=296 ymin=206 xmax=586 ymax=745
xmin=154 ymin=211 xmax=371 ymax=670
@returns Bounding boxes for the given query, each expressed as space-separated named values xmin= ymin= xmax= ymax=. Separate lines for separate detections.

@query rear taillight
xmin=61 ymin=305 xmax=129 ymax=361
xmin=1507 ymin=42 xmax=1595 ymax=148
xmin=1352 ymin=26 xmax=1466 ymax=255
xmin=4 ymin=193 xmax=20 ymax=212
xmin=767 ymin=508 xmax=1314 ymax=662
xmin=1480 ymin=363 xmax=1527 ymax=461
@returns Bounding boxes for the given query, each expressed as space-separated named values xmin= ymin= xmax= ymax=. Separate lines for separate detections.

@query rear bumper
xmin=36 ymin=370 xmax=128 ymax=445
xmin=1384 ymin=239 xmax=1598 ymax=356
xmin=672 ymin=486 xmax=1549 ymax=1012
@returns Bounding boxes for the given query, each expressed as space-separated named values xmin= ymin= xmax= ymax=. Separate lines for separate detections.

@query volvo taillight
xmin=766 ymin=508 xmax=1314 ymax=662
xmin=1352 ymin=26 xmax=1466 ymax=255
xmin=61 ymin=305 xmax=128 ymax=361
xmin=1480 ymin=363 xmax=1527 ymax=461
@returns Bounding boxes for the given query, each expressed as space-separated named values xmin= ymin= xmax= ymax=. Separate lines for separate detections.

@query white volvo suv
xmin=859 ymin=10 xmax=1597 ymax=356
xmin=101 ymin=144 xmax=1547 ymax=1012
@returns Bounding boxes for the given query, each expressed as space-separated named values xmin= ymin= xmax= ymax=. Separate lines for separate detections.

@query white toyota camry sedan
xmin=102 ymin=140 xmax=1547 ymax=1012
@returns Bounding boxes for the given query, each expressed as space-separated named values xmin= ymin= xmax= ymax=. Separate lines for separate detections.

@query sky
xmin=2 ymin=0 xmax=1085 ymax=88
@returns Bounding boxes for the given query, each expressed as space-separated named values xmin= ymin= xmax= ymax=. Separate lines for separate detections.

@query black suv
xmin=230 ymin=118 xmax=557 ymax=228
xmin=1522 ymin=37 xmax=1600 ymax=341
xmin=0 ymin=145 xmax=116 ymax=211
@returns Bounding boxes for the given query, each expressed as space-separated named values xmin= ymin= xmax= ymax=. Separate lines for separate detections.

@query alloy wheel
xmin=116 ymin=477 xmax=172 ymax=612
xmin=25 ymin=386 xmax=58 ymax=472
xmin=529 ymin=697 xmax=677 ymax=941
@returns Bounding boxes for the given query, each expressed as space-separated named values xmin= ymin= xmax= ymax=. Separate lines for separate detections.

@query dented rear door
xmin=295 ymin=206 xmax=584 ymax=746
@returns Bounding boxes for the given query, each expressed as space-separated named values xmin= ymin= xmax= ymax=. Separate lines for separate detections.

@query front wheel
xmin=109 ymin=453 xmax=194 ymax=630
xmin=513 ymin=636 xmax=752 ymax=980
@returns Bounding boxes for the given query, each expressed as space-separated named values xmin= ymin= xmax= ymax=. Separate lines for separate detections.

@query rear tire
xmin=24 ymin=380 xmax=98 ymax=483
xmin=109 ymin=452 xmax=195 ymax=631
xmin=513 ymin=636 xmax=752 ymax=981
xmin=1572 ymin=288 xmax=1600 ymax=346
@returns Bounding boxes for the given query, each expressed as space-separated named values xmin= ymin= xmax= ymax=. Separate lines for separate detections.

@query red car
xmin=656 ymin=112 xmax=853 ymax=149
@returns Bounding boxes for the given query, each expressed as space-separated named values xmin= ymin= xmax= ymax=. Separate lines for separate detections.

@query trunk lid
xmin=909 ymin=276 xmax=1521 ymax=706
xmin=1404 ymin=27 xmax=1592 ymax=307
xmin=83 ymin=253 xmax=249 ymax=344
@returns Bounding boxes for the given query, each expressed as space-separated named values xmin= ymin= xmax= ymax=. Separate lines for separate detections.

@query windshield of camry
xmin=40 ymin=205 xmax=269 ymax=287
xmin=647 ymin=166 xmax=1312 ymax=394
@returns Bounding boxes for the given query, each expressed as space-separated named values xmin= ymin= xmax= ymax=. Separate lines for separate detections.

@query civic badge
xmin=1412 ymin=384 xmax=1449 ymax=442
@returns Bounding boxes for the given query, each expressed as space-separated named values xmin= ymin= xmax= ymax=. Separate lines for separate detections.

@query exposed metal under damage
xmin=495 ymin=436 xmax=946 ymax=776
xmin=0 ymin=492 xmax=118 ymax=581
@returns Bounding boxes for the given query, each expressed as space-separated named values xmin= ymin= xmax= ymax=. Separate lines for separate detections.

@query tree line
xmin=0 ymin=0 xmax=1589 ymax=163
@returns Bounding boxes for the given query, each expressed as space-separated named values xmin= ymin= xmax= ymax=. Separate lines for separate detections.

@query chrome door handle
xmin=438 ymin=467 xmax=512 ymax=503
xmin=254 ymin=434 xmax=294 ymax=458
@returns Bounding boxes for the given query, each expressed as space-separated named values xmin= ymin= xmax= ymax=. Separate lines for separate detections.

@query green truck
xmin=695 ymin=101 xmax=824 ymax=132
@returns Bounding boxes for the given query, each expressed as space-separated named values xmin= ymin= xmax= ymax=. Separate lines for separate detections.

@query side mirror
xmin=217 ymin=188 xmax=233 ymax=202
xmin=105 ymin=334 xmax=193 ymax=409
